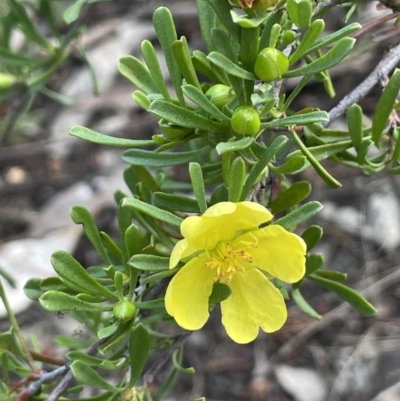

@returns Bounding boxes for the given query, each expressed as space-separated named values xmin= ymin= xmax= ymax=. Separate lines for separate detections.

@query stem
xmin=0 ymin=280 xmax=39 ymax=374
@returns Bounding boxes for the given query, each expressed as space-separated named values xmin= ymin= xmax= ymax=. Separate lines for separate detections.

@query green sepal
xmin=372 ymin=69 xmax=400 ymax=146
xmin=50 ymin=251 xmax=119 ymax=300
xmin=291 ymin=288 xmax=322 ymax=319
xmin=308 ymin=274 xmax=377 ymax=317
xmin=129 ymin=254 xmax=170 ymax=271
xmin=274 ymin=201 xmax=323 ymax=230
xmin=301 ymin=225 xmax=323 ymax=252
xmin=129 ymin=324 xmax=150 ymax=386
xmin=70 ymin=360 xmax=120 ymax=392
xmin=189 ymin=162 xmax=207 ymax=213
xmin=268 ymin=181 xmax=311 ymax=214
xmin=118 ymin=56 xmax=158 ymax=94
xmin=305 ymin=253 xmax=324 ymax=275
xmin=39 ymin=291 xmax=111 ymax=313
xmin=69 ymin=126 xmax=153 ymax=147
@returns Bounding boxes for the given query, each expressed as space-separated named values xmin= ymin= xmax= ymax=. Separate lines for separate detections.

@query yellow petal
xmin=169 ymin=239 xmax=200 ymax=268
xmin=238 ymin=225 xmax=306 ymax=283
xmin=180 ymin=202 xmax=273 ymax=250
xmin=220 ymin=268 xmax=287 ymax=343
xmin=165 ymin=253 xmax=215 ymax=330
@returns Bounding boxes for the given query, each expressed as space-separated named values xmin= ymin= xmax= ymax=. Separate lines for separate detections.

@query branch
xmin=325 ymin=41 xmax=400 ymax=127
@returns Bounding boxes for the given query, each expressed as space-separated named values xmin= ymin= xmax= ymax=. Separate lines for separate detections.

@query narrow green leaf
xmin=268 ymin=181 xmax=311 ymax=214
xmin=0 ymin=48 xmax=39 ymax=67
xmin=71 ymin=360 xmax=118 ymax=392
xmin=134 ymin=298 xmax=165 ymax=309
xmin=305 ymin=253 xmax=324 ymax=275
xmin=191 ymin=50 xmax=229 ymax=84
xmin=210 ymin=184 xmax=229 ymax=205
xmin=70 ymin=205 xmax=113 ymax=264
xmin=346 ymin=103 xmax=363 ymax=150
xmin=51 ymin=251 xmax=118 ymax=300
xmin=118 ymin=56 xmax=158 ymax=94
xmin=141 ymin=40 xmax=172 ymax=101
xmin=182 ymin=84 xmax=231 ymax=123
xmin=63 ymin=0 xmax=87 ymax=23
xmin=228 ymin=157 xmax=246 ymax=202
xmin=205 ymin=0 xmax=240 ymax=42
xmin=262 ymin=111 xmax=329 ymax=128
xmin=274 ymin=201 xmax=323 ymax=230
xmin=301 ymin=225 xmax=323 ymax=252
xmin=100 ymin=232 xmax=122 ymax=260
xmin=122 ymin=146 xmax=211 ymax=167
xmin=148 ymin=100 xmax=228 ymax=132
xmin=240 ymin=136 xmax=288 ymax=200
xmin=128 ymin=255 xmax=169 ymax=271
xmin=291 ymin=288 xmax=322 ymax=319
xmin=372 ymin=69 xmax=400 ymax=146
xmin=315 ymin=270 xmax=347 ymax=281
xmin=207 ymin=51 xmax=256 ymax=80
xmin=129 ymin=324 xmax=150 ymax=386
xmin=153 ymin=193 xmax=200 ymax=213
xmin=216 ymin=137 xmax=254 ymax=155
xmin=196 ymin=0 xmax=216 ymax=52
xmin=122 ymin=197 xmax=183 ymax=226
xmin=272 ymin=155 xmax=307 ymax=174
xmin=189 ymin=162 xmax=207 ymax=213
xmin=131 ymin=166 xmax=160 ymax=192
xmin=289 ymin=19 xmax=325 ymax=65
xmin=285 ymin=38 xmax=355 ymax=78
xmin=153 ymin=7 xmax=185 ymax=105
xmin=39 ymin=291 xmax=109 ymax=313
xmin=308 ymin=274 xmax=377 ymax=317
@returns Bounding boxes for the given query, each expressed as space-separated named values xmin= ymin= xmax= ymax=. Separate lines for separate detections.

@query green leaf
xmin=51 ymin=251 xmax=119 ymax=300
xmin=301 ymin=225 xmax=323 ymax=252
xmin=153 ymin=7 xmax=184 ymax=105
xmin=291 ymin=288 xmax=322 ymax=319
xmin=39 ymin=291 xmax=109 ymax=313
xmin=189 ymin=162 xmax=207 ymax=213
xmin=122 ymin=146 xmax=212 ymax=167
xmin=131 ymin=166 xmax=160 ymax=192
xmin=308 ymin=274 xmax=377 ymax=317
xmin=272 ymin=155 xmax=307 ymax=174
xmin=315 ymin=270 xmax=347 ymax=281
xmin=228 ymin=157 xmax=246 ymax=203
xmin=70 ymin=206 xmax=113 ymax=265
xmin=71 ymin=360 xmax=119 ymax=392
xmin=63 ymin=0 xmax=87 ymax=23
xmin=134 ymin=298 xmax=165 ymax=310
xmin=210 ymin=184 xmax=229 ymax=205
xmin=118 ymin=56 xmax=158 ymax=94
xmin=216 ymin=137 xmax=254 ymax=155
xmin=172 ymin=38 xmax=201 ymax=90
xmin=209 ymin=282 xmax=231 ymax=306
xmin=207 ymin=51 xmax=256 ymax=80
xmin=262 ymin=111 xmax=329 ymax=128
xmin=372 ymin=69 xmax=400 ymax=146
xmin=305 ymin=253 xmax=324 ymax=275
xmin=69 ymin=126 xmax=153 ymax=147
xmin=289 ymin=19 xmax=325 ymax=65
xmin=129 ymin=324 xmax=150 ymax=386
xmin=285 ymin=38 xmax=355 ymax=78
xmin=153 ymin=193 xmax=200 ymax=213
xmin=191 ymin=50 xmax=229 ymax=84
xmin=346 ymin=103 xmax=363 ymax=150
xmin=23 ymin=278 xmax=44 ymax=300
xmin=122 ymin=198 xmax=182 ymax=226
xmin=268 ymin=181 xmax=311 ymax=214
xmin=0 ymin=48 xmax=39 ymax=67
xmin=182 ymin=84 xmax=231 ymax=123
xmin=129 ymin=254 xmax=170 ymax=271
xmin=240 ymin=136 xmax=288 ymax=200
xmin=274 ymin=201 xmax=323 ymax=230
xmin=196 ymin=0 xmax=216 ymax=52
xmin=148 ymin=100 xmax=228 ymax=132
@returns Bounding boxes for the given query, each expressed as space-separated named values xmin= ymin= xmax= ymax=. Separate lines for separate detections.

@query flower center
xmin=205 ymin=240 xmax=255 ymax=283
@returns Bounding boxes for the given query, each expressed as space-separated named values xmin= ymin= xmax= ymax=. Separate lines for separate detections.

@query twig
xmin=324 ymin=41 xmax=400 ymax=127
xmin=137 ymin=331 xmax=191 ymax=387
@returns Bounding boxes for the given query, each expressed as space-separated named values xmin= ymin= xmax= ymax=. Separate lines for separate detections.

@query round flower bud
xmin=113 ymin=300 xmax=136 ymax=322
xmin=206 ymin=84 xmax=235 ymax=110
xmin=254 ymin=47 xmax=289 ymax=82
xmin=231 ymin=106 xmax=260 ymax=137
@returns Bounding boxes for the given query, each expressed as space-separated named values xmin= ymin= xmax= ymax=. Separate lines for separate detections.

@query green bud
xmin=206 ymin=84 xmax=235 ymax=110
xmin=231 ymin=105 xmax=260 ymax=137
xmin=286 ymin=0 xmax=313 ymax=28
xmin=254 ymin=47 xmax=289 ymax=82
xmin=113 ymin=300 xmax=136 ymax=322
xmin=159 ymin=118 xmax=194 ymax=139
xmin=282 ymin=30 xmax=297 ymax=46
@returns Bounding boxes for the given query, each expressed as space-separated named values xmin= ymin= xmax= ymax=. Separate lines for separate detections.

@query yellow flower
xmin=165 ymin=201 xmax=306 ymax=344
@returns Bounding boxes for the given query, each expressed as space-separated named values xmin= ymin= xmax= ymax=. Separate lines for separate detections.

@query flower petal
xmin=181 ymin=202 xmax=273 ymax=250
xmin=221 ymin=268 xmax=287 ymax=343
xmin=238 ymin=225 xmax=306 ymax=283
xmin=169 ymin=239 xmax=200 ymax=268
xmin=165 ymin=253 xmax=215 ymax=330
